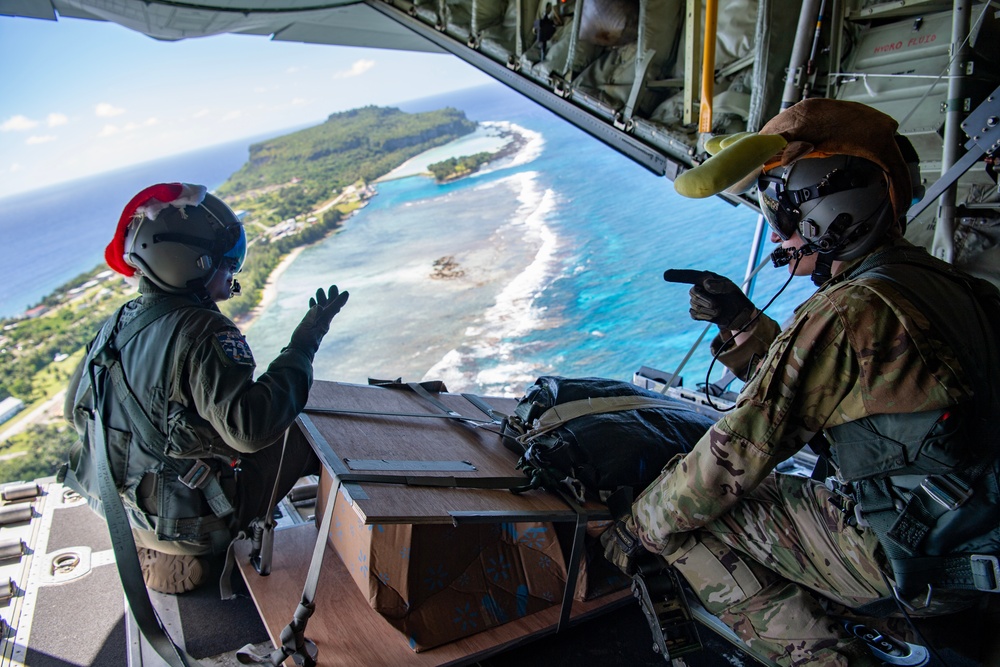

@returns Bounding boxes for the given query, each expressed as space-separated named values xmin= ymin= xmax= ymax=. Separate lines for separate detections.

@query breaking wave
xmin=422 ymin=171 xmax=562 ymax=396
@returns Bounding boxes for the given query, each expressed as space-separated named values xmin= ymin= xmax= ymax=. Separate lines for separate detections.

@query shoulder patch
xmin=215 ymin=330 xmax=255 ymax=366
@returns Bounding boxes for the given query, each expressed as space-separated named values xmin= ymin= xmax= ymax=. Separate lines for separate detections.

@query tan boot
xmin=136 ymin=547 xmax=208 ymax=594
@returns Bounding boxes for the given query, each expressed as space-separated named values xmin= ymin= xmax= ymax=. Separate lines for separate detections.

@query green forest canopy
xmin=218 ymin=106 xmax=476 ymax=217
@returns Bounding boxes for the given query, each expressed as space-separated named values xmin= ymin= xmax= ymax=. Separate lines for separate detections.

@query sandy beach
xmin=233 ymin=246 xmax=305 ymax=329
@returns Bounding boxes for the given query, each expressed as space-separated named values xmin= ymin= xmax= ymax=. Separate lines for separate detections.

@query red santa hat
xmin=105 ymin=182 xmax=208 ymax=276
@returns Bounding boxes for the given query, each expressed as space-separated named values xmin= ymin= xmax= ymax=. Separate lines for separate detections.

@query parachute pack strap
xmin=237 ymin=477 xmax=342 ymax=667
xmin=888 ymin=553 xmax=1000 ymax=594
xmin=89 ymin=365 xmax=202 ymax=667
xmin=530 ymin=396 xmax=686 ymax=437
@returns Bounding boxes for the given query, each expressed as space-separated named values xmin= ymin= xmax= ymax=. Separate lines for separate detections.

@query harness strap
xmin=149 ymin=513 xmax=232 ymax=539
xmin=889 ymin=553 xmax=1000 ymax=594
xmin=90 ymin=367 xmax=202 ymax=667
xmin=98 ymin=298 xmax=235 ymax=521
xmin=856 ymin=459 xmax=991 ymax=558
xmin=104 ymin=359 xmax=234 ymax=520
xmin=841 ymin=246 xmax=1000 ymax=591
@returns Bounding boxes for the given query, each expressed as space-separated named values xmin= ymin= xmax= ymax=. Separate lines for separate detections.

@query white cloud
xmin=95 ymin=102 xmax=125 ymax=117
xmin=287 ymin=66 xmax=302 ymax=74
xmin=47 ymin=113 xmax=68 ymax=127
xmin=290 ymin=98 xmax=307 ymax=106
xmin=192 ymin=109 xmax=211 ymax=118
xmin=332 ymin=59 xmax=375 ymax=79
xmin=8 ymin=163 xmax=23 ymax=173
xmin=221 ymin=110 xmax=243 ymax=122
xmin=97 ymin=117 xmax=158 ymax=138
xmin=123 ymin=118 xmax=158 ymax=131
xmin=2 ymin=115 xmax=39 ymax=131
xmin=26 ymin=135 xmax=56 ymax=145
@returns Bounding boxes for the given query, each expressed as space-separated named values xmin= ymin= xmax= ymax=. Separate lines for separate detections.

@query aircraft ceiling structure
xmin=5 ymin=0 xmax=1000 ymax=229
xmin=2 ymin=0 xmax=801 ymax=207
xmin=0 ymin=0 xmax=445 ymax=51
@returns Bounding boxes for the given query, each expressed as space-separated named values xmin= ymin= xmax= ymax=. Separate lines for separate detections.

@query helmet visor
xmin=757 ymin=173 xmax=800 ymax=241
xmin=222 ymin=225 xmax=247 ymax=273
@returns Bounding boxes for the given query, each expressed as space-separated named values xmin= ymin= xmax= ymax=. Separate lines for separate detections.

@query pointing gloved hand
xmin=663 ymin=269 xmax=757 ymax=331
xmin=286 ymin=285 xmax=350 ymax=361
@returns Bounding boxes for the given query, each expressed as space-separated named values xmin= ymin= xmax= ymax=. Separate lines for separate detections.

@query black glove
xmin=286 ymin=286 xmax=350 ymax=360
xmin=600 ymin=516 xmax=647 ymax=576
xmin=602 ymin=487 xmax=645 ymax=576
xmin=664 ymin=269 xmax=756 ymax=330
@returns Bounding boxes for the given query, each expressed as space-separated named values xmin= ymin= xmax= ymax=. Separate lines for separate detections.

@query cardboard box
xmin=318 ymin=469 xmax=576 ymax=651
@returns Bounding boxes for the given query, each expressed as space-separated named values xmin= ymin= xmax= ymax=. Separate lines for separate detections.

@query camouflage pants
xmin=663 ymin=473 xmax=973 ymax=667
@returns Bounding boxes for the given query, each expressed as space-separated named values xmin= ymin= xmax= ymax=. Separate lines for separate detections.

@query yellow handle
xmin=699 ymin=0 xmax=718 ymax=133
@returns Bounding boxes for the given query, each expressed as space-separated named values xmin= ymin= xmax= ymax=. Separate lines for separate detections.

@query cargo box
xmin=318 ymin=469 xmax=575 ymax=651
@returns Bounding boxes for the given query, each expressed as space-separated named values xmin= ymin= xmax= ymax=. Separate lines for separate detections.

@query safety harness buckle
xmin=178 ymin=459 xmax=214 ymax=490
xmin=920 ymin=474 xmax=972 ymax=511
xmin=892 ymin=584 xmax=934 ymax=612
xmin=970 ymin=555 xmax=1000 ymax=593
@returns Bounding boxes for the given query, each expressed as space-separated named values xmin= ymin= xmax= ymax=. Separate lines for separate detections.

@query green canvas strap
xmin=89 ymin=365 xmax=202 ymax=667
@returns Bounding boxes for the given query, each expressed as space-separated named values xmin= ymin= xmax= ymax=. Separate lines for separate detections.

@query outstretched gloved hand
xmin=663 ymin=269 xmax=757 ymax=331
xmin=286 ymin=286 xmax=350 ymax=361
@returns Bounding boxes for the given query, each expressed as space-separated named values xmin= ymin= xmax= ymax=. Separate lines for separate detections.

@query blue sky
xmin=0 ymin=14 xmax=494 ymax=199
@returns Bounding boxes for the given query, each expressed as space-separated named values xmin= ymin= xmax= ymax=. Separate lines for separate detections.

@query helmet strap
xmin=811 ymin=252 xmax=835 ymax=286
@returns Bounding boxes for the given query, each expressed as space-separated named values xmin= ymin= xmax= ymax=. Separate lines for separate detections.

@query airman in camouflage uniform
xmin=612 ymin=100 xmax=1000 ymax=666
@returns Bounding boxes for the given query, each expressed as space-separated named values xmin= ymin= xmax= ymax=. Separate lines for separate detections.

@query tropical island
xmin=425 ymin=122 xmax=528 ymax=182
xmin=427 ymin=152 xmax=494 ymax=182
xmin=0 ymin=105 xmax=521 ymax=484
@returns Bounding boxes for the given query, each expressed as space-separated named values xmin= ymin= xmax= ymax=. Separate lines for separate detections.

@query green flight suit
xmin=67 ymin=278 xmax=318 ymax=556
xmin=632 ymin=239 xmax=1000 ymax=666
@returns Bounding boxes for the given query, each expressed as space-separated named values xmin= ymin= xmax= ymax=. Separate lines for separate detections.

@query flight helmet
xmin=756 ymin=154 xmax=894 ymax=261
xmin=116 ymin=185 xmax=246 ymax=294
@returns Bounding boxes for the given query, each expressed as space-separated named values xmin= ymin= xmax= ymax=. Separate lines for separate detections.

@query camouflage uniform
xmin=632 ymin=238 xmax=996 ymax=666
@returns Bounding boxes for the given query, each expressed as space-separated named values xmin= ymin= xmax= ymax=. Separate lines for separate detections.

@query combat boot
xmin=844 ymin=622 xmax=930 ymax=666
xmin=137 ymin=547 xmax=208 ymax=594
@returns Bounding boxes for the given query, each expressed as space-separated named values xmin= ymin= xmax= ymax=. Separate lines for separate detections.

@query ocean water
xmin=0 ymin=132 xmax=289 ymax=318
xmin=1 ymin=83 xmax=816 ymax=398
xmin=241 ymin=84 xmax=817 ymax=396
